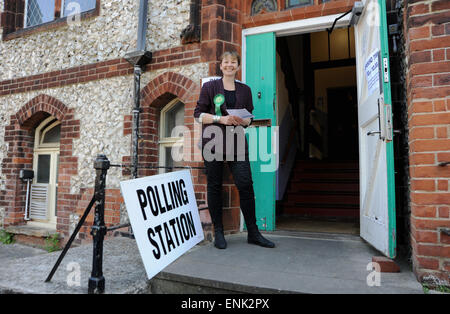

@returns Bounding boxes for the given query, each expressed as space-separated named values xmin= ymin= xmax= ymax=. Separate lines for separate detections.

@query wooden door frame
xmin=240 ymin=14 xmax=352 ymax=231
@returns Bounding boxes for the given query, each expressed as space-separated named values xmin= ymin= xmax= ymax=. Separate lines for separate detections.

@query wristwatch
xmin=213 ymin=115 xmax=221 ymax=123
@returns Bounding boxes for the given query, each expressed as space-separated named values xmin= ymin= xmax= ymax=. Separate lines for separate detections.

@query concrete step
xmin=150 ymin=271 xmax=294 ymax=294
xmin=292 ymin=171 xmax=359 ymax=180
xmin=284 ymin=193 xmax=359 ymax=205
xmin=282 ymin=207 xmax=360 ymax=217
xmin=294 ymin=160 xmax=359 ymax=170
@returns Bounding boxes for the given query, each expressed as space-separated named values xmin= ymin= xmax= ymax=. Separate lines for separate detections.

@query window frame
xmin=24 ymin=0 xmax=97 ymax=29
xmin=285 ymin=0 xmax=314 ymax=9
xmin=2 ymin=0 xmax=100 ymax=41
xmin=158 ymin=98 xmax=185 ymax=174
xmin=34 ymin=117 xmax=61 ymax=149
xmin=24 ymin=0 xmax=56 ymax=28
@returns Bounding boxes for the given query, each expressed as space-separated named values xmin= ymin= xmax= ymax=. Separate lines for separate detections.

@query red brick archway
xmin=126 ymin=71 xmax=240 ymax=235
xmin=140 ymin=71 xmax=200 ymax=172
xmin=123 ymin=71 xmax=201 ymax=175
xmin=0 ymin=94 xmax=79 ymax=236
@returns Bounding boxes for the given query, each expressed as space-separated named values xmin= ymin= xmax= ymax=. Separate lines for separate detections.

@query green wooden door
xmin=245 ymin=32 xmax=277 ymax=231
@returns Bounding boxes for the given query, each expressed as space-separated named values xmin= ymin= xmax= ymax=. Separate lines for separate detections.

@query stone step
xmin=150 ymin=271 xmax=295 ymax=294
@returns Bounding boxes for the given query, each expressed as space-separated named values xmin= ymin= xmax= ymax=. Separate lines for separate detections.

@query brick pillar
xmin=201 ymin=0 xmax=243 ymax=78
xmin=200 ymin=0 xmax=245 ymax=233
xmin=0 ymin=116 xmax=34 ymax=226
xmin=1 ymin=0 xmax=25 ymax=38
xmin=404 ymin=0 xmax=450 ymax=286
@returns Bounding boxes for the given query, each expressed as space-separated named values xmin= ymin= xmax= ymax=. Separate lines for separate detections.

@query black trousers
xmin=204 ymin=158 xmax=257 ymax=230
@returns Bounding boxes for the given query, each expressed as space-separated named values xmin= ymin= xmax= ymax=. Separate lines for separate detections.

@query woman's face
xmin=220 ymin=56 xmax=239 ymax=77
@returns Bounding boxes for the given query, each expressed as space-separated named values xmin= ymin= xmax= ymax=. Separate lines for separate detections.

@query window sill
xmin=2 ymin=7 xmax=100 ymax=42
xmin=5 ymin=222 xmax=56 ymax=238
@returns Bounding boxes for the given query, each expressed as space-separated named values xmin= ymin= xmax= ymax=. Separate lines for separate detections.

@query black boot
xmin=214 ymin=227 xmax=227 ymax=249
xmin=247 ymin=224 xmax=275 ymax=248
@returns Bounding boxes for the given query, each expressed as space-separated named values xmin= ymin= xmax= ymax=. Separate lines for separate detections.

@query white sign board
xmin=120 ymin=170 xmax=204 ymax=280
xmin=364 ymin=50 xmax=381 ymax=96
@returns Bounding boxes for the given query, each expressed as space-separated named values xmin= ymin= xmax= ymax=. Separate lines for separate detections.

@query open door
xmin=245 ymin=32 xmax=277 ymax=231
xmin=355 ymin=0 xmax=396 ymax=258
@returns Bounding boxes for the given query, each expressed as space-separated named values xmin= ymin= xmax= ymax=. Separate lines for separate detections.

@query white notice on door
xmin=364 ymin=50 xmax=381 ymax=96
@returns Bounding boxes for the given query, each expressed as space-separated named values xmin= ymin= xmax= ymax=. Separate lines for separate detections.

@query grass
xmin=44 ymin=233 xmax=61 ymax=252
xmin=0 ymin=229 xmax=15 ymax=244
xmin=423 ymin=284 xmax=450 ymax=294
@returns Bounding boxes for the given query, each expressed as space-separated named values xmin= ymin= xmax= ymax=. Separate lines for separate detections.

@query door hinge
xmin=273 ymin=93 xmax=276 ymax=111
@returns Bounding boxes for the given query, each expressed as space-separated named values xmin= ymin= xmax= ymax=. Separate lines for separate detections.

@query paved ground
xmin=0 ymin=243 xmax=47 ymax=261
xmin=0 ymin=231 xmax=424 ymax=294
xmin=0 ymin=238 xmax=149 ymax=294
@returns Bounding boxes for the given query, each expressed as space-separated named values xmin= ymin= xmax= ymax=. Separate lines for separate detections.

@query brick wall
xmin=404 ymin=0 xmax=450 ymax=285
xmin=201 ymin=0 xmax=243 ymax=78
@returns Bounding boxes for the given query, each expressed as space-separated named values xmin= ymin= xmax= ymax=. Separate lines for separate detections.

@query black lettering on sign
xmin=176 ymin=216 xmax=185 ymax=244
xmin=146 ymin=186 xmax=159 ymax=217
xmin=136 ymin=189 xmax=148 ymax=220
xmin=179 ymin=179 xmax=189 ymax=205
xmin=186 ymin=211 xmax=197 ymax=237
xmin=164 ymin=222 xmax=176 ymax=252
xmin=147 ymin=227 xmax=160 ymax=259
xmin=168 ymin=182 xmax=176 ymax=208
xmin=161 ymin=184 xmax=173 ymax=212
xmin=154 ymin=225 xmax=167 ymax=256
xmin=169 ymin=218 xmax=180 ymax=246
xmin=180 ymin=213 xmax=190 ymax=240
xmin=154 ymin=186 xmax=166 ymax=214
xmin=171 ymin=181 xmax=183 ymax=207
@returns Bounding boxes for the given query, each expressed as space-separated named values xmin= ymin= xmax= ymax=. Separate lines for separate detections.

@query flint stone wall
xmin=0 ymin=0 xmax=190 ymax=81
xmin=0 ymin=62 xmax=208 ymax=196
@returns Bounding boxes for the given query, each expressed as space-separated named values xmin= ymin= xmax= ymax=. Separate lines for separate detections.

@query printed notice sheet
xmin=226 ymin=109 xmax=254 ymax=119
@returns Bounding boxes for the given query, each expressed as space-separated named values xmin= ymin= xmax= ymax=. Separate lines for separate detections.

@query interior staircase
xmin=281 ymin=160 xmax=360 ymax=219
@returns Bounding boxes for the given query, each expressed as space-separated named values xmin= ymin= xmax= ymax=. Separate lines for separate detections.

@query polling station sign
xmin=120 ymin=170 xmax=204 ymax=280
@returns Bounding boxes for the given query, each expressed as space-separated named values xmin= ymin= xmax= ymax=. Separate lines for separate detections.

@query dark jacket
xmin=194 ymin=78 xmax=254 ymax=158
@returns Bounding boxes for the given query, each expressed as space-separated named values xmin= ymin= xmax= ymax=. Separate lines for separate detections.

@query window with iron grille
xmin=285 ymin=0 xmax=314 ymax=9
xmin=24 ymin=0 xmax=97 ymax=28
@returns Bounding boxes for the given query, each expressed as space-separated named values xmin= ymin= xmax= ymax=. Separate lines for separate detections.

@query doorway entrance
xmin=274 ymin=30 xmax=360 ymax=235
xmin=244 ymin=1 xmax=397 ymax=258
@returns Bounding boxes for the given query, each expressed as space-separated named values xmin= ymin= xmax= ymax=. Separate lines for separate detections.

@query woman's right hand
xmin=220 ymin=115 xmax=242 ymax=126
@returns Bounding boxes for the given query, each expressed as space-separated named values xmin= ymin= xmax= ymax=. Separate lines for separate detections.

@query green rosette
xmin=213 ymin=94 xmax=225 ymax=116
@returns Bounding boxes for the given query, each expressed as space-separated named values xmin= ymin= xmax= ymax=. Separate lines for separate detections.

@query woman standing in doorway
xmin=194 ymin=51 xmax=275 ymax=249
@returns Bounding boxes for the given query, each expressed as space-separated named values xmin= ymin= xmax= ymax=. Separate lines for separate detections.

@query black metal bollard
xmin=88 ymin=154 xmax=110 ymax=294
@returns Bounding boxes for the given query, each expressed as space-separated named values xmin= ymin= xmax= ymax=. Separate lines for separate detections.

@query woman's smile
xmin=220 ymin=57 xmax=239 ymax=76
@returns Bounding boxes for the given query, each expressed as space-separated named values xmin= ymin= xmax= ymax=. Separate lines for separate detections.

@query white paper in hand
xmin=226 ymin=109 xmax=254 ymax=119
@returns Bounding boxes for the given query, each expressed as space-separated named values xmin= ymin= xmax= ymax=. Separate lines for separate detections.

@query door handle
xmin=368 ymin=97 xmax=387 ymax=141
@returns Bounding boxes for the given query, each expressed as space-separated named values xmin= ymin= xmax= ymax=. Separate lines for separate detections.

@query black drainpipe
xmin=125 ymin=0 xmax=152 ymax=179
